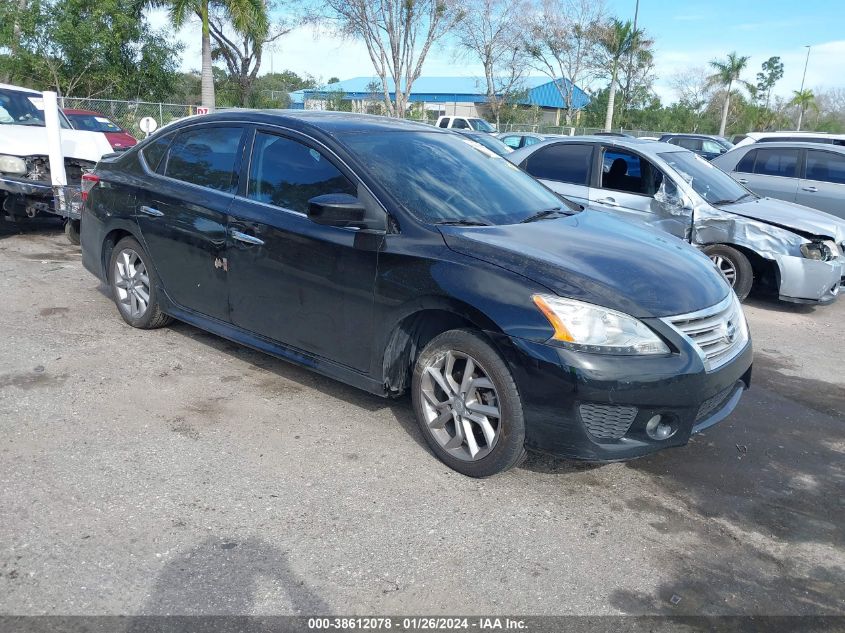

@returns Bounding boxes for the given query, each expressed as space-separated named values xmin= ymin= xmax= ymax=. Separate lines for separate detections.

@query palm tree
xmin=155 ymin=0 xmax=268 ymax=111
xmin=790 ymin=89 xmax=815 ymax=131
xmin=598 ymin=18 xmax=646 ymax=132
xmin=708 ymin=52 xmax=751 ymax=137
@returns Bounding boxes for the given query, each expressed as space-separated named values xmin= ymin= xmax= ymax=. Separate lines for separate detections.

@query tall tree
xmin=524 ymin=0 xmax=605 ymax=125
xmin=208 ymin=1 xmax=294 ymax=106
xmin=755 ymin=56 xmax=784 ymax=110
xmin=669 ymin=67 xmax=713 ymax=132
xmin=708 ymin=51 xmax=750 ymax=136
xmin=454 ymin=0 xmax=528 ymax=127
xmin=322 ymin=0 xmax=461 ymax=117
xmin=153 ymin=0 xmax=268 ymax=110
xmin=596 ymin=17 xmax=647 ymax=131
xmin=790 ymin=89 xmax=816 ymax=131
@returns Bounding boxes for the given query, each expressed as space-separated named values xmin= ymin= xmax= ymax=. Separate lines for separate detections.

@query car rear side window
xmin=438 ymin=118 xmax=450 ymax=128
xmin=805 ymin=150 xmax=845 ymax=185
xmin=735 ymin=149 xmax=757 ymax=173
xmin=141 ymin=133 xmax=173 ymax=172
xmin=674 ymin=137 xmax=701 ymax=151
xmin=246 ymin=132 xmax=356 ymax=214
xmin=753 ymin=148 xmax=799 ymax=178
xmin=524 ymin=143 xmax=593 ymax=186
xmin=164 ymin=126 xmax=244 ymax=192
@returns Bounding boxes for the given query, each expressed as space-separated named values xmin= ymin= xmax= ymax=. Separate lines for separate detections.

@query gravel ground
xmin=0 ymin=223 xmax=843 ymax=616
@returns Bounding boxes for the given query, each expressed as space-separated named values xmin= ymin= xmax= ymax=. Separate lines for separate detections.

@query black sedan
xmin=80 ymin=111 xmax=752 ymax=477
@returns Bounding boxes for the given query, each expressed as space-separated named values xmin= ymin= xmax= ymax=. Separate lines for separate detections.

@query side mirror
xmin=307 ymin=193 xmax=367 ymax=228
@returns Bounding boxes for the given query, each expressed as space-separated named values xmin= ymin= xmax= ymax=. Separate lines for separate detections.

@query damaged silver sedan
xmin=508 ymin=136 xmax=845 ymax=303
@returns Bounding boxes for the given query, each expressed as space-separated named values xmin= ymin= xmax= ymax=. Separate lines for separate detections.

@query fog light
xmin=645 ymin=414 xmax=677 ymax=440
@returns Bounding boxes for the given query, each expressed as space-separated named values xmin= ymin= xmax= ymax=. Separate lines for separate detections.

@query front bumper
xmin=0 ymin=175 xmax=82 ymax=219
xmin=775 ymin=254 xmax=843 ymax=304
xmin=490 ymin=324 xmax=753 ymax=462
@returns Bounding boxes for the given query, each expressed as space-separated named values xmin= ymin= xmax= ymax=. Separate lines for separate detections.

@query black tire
xmin=108 ymin=236 xmax=172 ymax=329
xmin=703 ymin=244 xmax=753 ymax=301
xmin=65 ymin=220 xmax=80 ymax=245
xmin=411 ymin=329 xmax=527 ymax=477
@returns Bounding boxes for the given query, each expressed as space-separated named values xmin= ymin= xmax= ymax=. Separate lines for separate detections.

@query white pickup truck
xmin=435 ymin=115 xmax=496 ymax=133
xmin=0 ymin=83 xmax=113 ymax=242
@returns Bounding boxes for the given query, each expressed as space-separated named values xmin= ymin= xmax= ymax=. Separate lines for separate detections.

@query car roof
xmin=507 ymin=135 xmax=685 ymax=163
xmin=745 ymin=130 xmax=845 ymax=140
xmin=0 ymin=83 xmax=40 ymax=95
xmin=63 ymin=108 xmax=109 ymax=116
xmin=660 ymin=133 xmax=727 ymax=140
xmin=177 ymin=109 xmax=440 ymax=136
xmin=727 ymin=141 xmax=845 ymax=153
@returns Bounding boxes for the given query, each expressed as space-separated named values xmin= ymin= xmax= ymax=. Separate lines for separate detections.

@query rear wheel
xmin=108 ymin=236 xmax=172 ymax=329
xmin=703 ymin=244 xmax=753 ymax=301
xmin=64 ymin=220 xmax=80 ymax=245
xmin=411 ymin=329 xmax=526 ymax=477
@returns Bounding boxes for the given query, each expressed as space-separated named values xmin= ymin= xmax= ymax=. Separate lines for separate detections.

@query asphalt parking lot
xmin=0 ymin=223 xmax=843 ymax=616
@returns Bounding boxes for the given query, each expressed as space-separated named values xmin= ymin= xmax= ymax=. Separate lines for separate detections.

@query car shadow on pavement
xmin=743 ymin=293 xmax=817 ymax=315
xmin=165 ymin=320 xmax=431 ymax=456
xmin=128 ymin=536 xmax=330 ymax=623
xmin=0 ymin=217 xmax=64 ymax=240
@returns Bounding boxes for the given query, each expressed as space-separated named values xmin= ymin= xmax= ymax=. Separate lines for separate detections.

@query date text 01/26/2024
xmin=307 ymin=617 xmax=528 ymax=630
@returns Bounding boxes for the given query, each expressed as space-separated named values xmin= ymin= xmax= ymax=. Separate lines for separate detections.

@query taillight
xmin=81 ymin=172 xmax=100 ymax=202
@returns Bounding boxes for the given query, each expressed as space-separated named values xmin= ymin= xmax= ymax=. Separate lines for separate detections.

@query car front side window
xmin=246 ymin=132 xmax=357 ymax=214
xmin=163 ymin=126 xmax=244 ymax=193
xmin=805 ymin=150 xmax=845 ymax=185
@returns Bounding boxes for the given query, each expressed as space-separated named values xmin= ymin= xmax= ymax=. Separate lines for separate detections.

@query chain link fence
xmin=61 ymin=98 xmax=197 ymax=138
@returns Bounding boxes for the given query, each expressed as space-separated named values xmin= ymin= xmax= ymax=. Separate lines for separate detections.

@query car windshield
xmin=342 ymin=131 xmax=568 ymax=225
xmin=0 ymin=88 xmax=47 ymax=126
xmin=468 ymin=118 xmax=495 ymax=133
xmin=66 ymin=113 xmax=122 ymax=133
xmin=658 ymin=150 xmax=752 ymax=205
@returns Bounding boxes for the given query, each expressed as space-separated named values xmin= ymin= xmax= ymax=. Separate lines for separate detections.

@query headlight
xmin=800 ymin=242 xmax=833 ymax=261
xmin=532 ymin=294 xmax=670 ymax=355
xmin=0 ymin=155 xmax=26 ymax=175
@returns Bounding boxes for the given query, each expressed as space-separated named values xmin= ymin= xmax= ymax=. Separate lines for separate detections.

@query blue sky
xmin=148 ymin=0 xmax=845 ymax=103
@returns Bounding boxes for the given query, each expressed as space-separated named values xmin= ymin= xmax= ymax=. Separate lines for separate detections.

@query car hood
xmin=723 ymin=197 xmax=845 ymax=242
xmin=0 ymin=124 xmax=113 ymax=162
xmin=439 ymin=210 xmax=730 ymax=318
xmin=104 ymin=131 xmax=138 ymax=149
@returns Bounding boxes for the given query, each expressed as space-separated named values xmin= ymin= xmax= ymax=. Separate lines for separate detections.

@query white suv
xmin=732 ymin=131 xmax=845 ymax=147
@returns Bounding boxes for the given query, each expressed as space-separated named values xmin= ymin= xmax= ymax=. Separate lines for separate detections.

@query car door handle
xmin=736 ymin=178 xmax=749 ymax=184
xmin=230 ymin=229 xmax=264 ymax=246
xmin=595 ymin=197 xmax=619 ymax=207
xmin=802 ymin=186 xmax=818 ymax=192
xmin=139 ymin=205 xmax=164 ymax=217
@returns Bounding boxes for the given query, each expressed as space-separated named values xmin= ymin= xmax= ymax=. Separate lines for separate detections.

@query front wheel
xmin=411 ymin=329 xmax=527 ymax=477
xmin=703 ymin=244 xmax=753 ymax=301
xmin=109 ymin=236 xmax=172 ymax=329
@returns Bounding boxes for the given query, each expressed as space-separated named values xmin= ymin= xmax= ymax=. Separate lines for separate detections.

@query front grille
xmin=662 ymin=293 xmax=748 ymax=372
xmin=695 ymin=383 xmax=736 ymax=421
xmin=579 ymin=404 xmax=638 ymax=439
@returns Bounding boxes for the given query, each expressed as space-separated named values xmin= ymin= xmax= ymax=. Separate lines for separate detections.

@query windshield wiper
xmin=732 ymin=192 xmax=755 ymax=203
xmin=520 ymin=207 xmax=570 ymax=223
xmin=712 ymin=192 xmax=755 ymax=206
xmin=435 ymin=218 xmax=494 ymax=227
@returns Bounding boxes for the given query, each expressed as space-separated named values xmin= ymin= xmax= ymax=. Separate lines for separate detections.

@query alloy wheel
xmin=113 ymin=248 xmax=151 ymax=319
xmin=419 ymin=350 xmax=501 ymax=461
xmin=710 ymin=254 xmax=737 ymax=286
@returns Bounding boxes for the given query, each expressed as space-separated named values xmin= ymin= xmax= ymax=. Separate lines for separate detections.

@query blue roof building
xmin=289 ymin=76 xmax=590 ymax=122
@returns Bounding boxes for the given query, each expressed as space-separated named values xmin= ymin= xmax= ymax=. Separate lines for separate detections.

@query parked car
xmin=454 ymin=129 xmax=513 ymax=156
xmin=435 ymin=115 xmax=496 ymax=133
xmin=63 ymin=109 xmax=138 ymax=151
xmin=81 ymin=111 xmax=751 ymax=476
xmin=659 ymin=134 xmax=733 ymax=160
xmin=497 ymin=132 xmax=560 ymax=150
xmin=731 ymin=131 xmax=845 ymax=148
xmin=0 ymin=83 xmax=113 ymax=243
xmin=509 ymin=136 xmax=845 ymax=304
xmin=712 ymin=142 xmax=845 ymax=221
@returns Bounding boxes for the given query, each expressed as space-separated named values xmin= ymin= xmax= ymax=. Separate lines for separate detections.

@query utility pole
xmin=797 ymin=45 xmax=810 ymax=131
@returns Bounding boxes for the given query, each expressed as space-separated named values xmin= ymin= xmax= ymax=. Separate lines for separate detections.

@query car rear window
xmin=753 ymin=148 xmax=799 ymax=178
xmin=524 ymin=143 xmax=593 ymax=186
xmin=164 ymin=126 xmax=244 ymax=193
